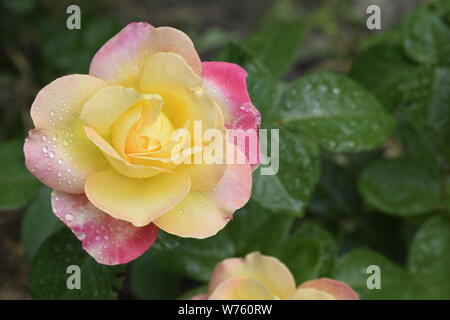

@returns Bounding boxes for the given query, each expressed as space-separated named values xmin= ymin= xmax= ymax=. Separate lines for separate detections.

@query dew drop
xmin=65 ymin=213 xmax=74 ymax=221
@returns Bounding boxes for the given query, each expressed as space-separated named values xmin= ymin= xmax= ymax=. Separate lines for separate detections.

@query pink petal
xmin=210 ymin=155 xmax=252 ymax=213
xmin=208 ymin=257 xmax=246 ymax=294
xmin=89 ymin=22 xmax=154 ymax=87
xmin=51 ymin=190 xmax=158 ymax=265
xmin=89 ymin=22 xmax=201 ymax=88
xmin=202 ymin=62 xmax=261 ymax=167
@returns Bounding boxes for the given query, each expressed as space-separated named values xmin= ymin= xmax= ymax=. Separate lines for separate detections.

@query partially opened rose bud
xmin=24 ymin=22 xmax=260 ymax=265
xmin=192 ymin=252 xmax=359 ymax=300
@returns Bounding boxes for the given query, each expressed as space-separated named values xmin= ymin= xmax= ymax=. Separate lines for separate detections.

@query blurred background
xmin=0 ymin=0 xmax=434 ymax=299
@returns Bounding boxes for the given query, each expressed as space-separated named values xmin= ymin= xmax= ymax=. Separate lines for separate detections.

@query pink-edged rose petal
xmin=24 ymin=127 xmax=108 ymax=194
xmin=25 ymin=74 xmax=109 ymax=193
xmin=202 ymin=62 xmax=261 ymax=167
xmin=299 ymin=278 xmax=359 ymax=300
xmin=209 ymin=155 xmax=252 ymax=213
xmin=51 ymin=190 xmax=158 ymax=265
xmin=89 ymin=22 xmax=154 ymax=88
xmin=89 ymin=22 xmax=201 ymax=88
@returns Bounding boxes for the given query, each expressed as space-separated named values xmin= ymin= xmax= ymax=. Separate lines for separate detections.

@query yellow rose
xmin=24 ymin=22 xmax=260 ymax=265
xmin=192 ymin=252 xmax=359 ymax=300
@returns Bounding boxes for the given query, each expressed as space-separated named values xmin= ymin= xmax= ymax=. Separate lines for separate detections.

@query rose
xmin=24 ymin=22 xmax=260 ymax=265
xmin=192 ymin=252 xmax=359 ymax=300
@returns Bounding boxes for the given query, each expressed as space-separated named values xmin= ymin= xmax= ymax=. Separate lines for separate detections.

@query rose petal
xmin=207 ymin=252 xmax=300 ymax=300
xmin=51 ymin=190 xmax=158 ymax=265
xmin=24 ymin=126 xmax=108 ymax=194
xmin=89 ymin=22 xmax=201 ymax=88
xmin=89 ymin=22 xmax=154 ymax=88
xmin=80 ymin=86 xmax=162 ymax=135
xmin=140 ymin=52 xmax=220 ymax=131
xmin=202 ymin=62 xmax=261 ymax=167
xmin=30 ymin=74 xmax=107 ymax=130
xmin=84 ymin=168 xmax=191 ymax=227
xmin=153 ymin=151 xmax=251 ymax=239
xmin=287 ymin=288 xmax=336 ymax=300
xmin=25 ymin=75 xmax=109 ymax=193
xmin=152 ymin=189 xmax=230 ymax=239
xmin=244 ymin=252 xmax=296 ymax=299
xmin=84 ymin=125 xmax=172 ymax=178
xmin=190 ymin=294 xmax=208 ymax=300
xmin=298 ymin=278 xmax=359 ymax=300
xmin=209 ymin=278 xmax=275 ymax=300
xmin=210 ymin=160 xmax=252 ymax=213
xmin=176 ymin=162 xmax=226 ymax=191
xmin=208 ymin=257 xmax=246 ymax=294
xmin=153 ymin=26 xmax=201 ymax=75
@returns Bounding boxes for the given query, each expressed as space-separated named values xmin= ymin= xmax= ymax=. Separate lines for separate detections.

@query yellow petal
xmin=209 ymin=279 xmax=275 ymax=300
xmin=31 ymin=74 xmax=107 ymax=130
xmin=176 ymin=163 xmax=226 ymax=191
xmin=26 ymin=75 xmax=109 ymax=193
xmin=287 ymin=288 xmax=336 ymax=300
xmin=244 ymin=252 xmax=296 ymax=299
xmin=139 ymin=52 xmax=220 ymax=132
xmin=110 ymin=96 xmax=163 ymax=155
xmin=153 ymin=190 xmax=231 ymax=239
xmin=85 ymin=168 xmax=191 ymax=226
xmin=84 ymin=125 xmax=170 ymax=178
xmin=80 ymin=86 xmax=147 ymax=135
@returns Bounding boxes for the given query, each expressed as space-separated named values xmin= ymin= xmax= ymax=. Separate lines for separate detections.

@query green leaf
xmin=280 ymin=222 xmax=337 ymax=284
xmin=252 ymin=129 xmax=320 ymax=216
xmin=246 ymin=18 xmax=305 ymax=79
xmin=358 ymin=158 xmax=441 ymax=216
xmin=152 ymin=231 xmax=235 ymax=282
xmin=309 ymin=159 xmax=361 ymax=217
xmin=333 ymin=249 xmax=413 ymax=299
xmin=30 ymin=229 xmax=124 ymax=299
xmin=0 ymin=139 xmax=40 ymax=210
xmin=424 ymin=67 xmax=450 ymax=130
xmin=399 ymin=67 xmax=450 ymax=131
xmin=408 ymin=216 xmax=450 ymax=299
xmin=349 ymin=42 xmax=414 ymax=109
xmin=403 ymin=5 xmax=450 ymax=65
xmin=149 ymin=201 xmax=296 ymax=284
xmin=227 ymin=200 xmax=294 ymax=255
xmin=21 ymin=187 xmax=63 ymax=260
xmin=130 ymin=250 xmax=182 ymax=300
xmin=279 ymin=72 xmax=395 ymax=152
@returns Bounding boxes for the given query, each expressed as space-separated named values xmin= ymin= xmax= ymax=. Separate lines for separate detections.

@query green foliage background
xmin=0 ymin=0 xmax=449 ymax=300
